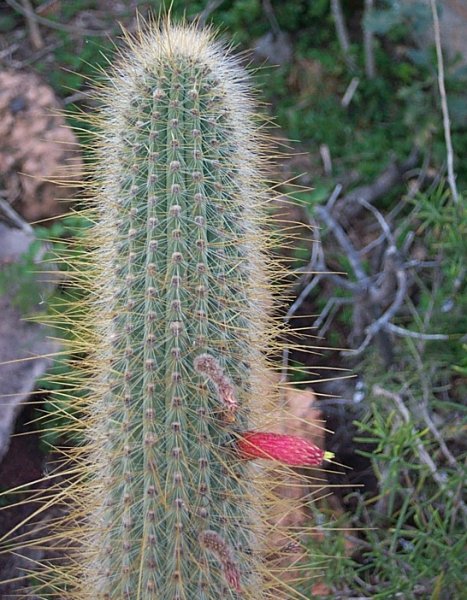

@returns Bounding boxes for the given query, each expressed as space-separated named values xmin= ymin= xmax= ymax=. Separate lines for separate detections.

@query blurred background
xmin=0 ymin=1 xmax=465 ymax=598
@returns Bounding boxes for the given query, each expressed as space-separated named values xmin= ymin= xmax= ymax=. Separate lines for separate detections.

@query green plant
xmin=0 ymin=238 xmax=43 ymax=310
xmin=6 ymin=20 xmax=332 ymax=599
xmin=352 ymin=394 xmax=466 ymax=599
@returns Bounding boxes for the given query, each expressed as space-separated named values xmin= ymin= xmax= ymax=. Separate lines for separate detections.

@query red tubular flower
xmin=236 ymin=431 xmax=334 ymax=467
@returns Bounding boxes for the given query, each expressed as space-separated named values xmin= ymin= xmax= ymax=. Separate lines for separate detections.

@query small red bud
xmin=236 ymin=431 xmax=334 ymax=467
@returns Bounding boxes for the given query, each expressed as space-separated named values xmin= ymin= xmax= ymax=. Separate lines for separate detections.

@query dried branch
xmin=315 ymin=205 xmax=368 ymax=283
xmin=5 ymin=0 xmax=113 ymax=36
xmin=341 ymin=76 xmax=360 ymax=108
xmin=385 ymin=323 xmax=448 ymax=341
xmin=197 ymin=0 xmax=226 ymax=27
xmin=325 ymin=183 xmax=343 ymax=212
xmin=319 ymin=144 xmax=333 ymax=177
xmin=411 ymin=333 xmax=461 ymax=468
xmin=319 ymin=204 xmax=385 ymax=352
xmin=0 ymin=42 xmax=20 ymax=62
xmin=357 ymin=197 xmax=395 ymax=246
xmin=313 ymin=184 xmax=447 ymax=363
xmin=430 ymin=0 xmax=459 ymax=204
xmin=313 ymin=297 xmax=352 ymax=337
xmin=294 ymin=192 xmax=396 ymax=364
xmin=332 ymin=149 xmax=419 ymax=223
xmin=363 ymin=0 xmax=376 ymax=79
xmin=262 ymin=0 xmax=281 ymax=36
xmin=345 ymin=319 xmax=448 ymax=357
xmin=330 ymin=0 xmax=356 ymax=72
xmin=420 ymin=407 xmax=459 ymax=470
xmin=366 ymin=264 xmax=406 ymax=337
xmin=20 ymin=0 xmax=44 ymax=49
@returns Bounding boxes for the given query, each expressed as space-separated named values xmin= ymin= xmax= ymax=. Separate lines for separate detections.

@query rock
xmin=0 ymin=70 xmax=82 ymax=222
xmin=0 ymin=201 xmax=58 ymax=463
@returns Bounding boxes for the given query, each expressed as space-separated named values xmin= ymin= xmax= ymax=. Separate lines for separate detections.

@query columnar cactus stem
xmin=77 ymin=22 xmax=278 ymax=599
xmin=11 ymin=20 xmax=331 ymax=600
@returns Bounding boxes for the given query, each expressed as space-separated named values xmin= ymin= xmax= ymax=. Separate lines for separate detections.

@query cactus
xmin=4 ymin=20 xmax=332 ymax=599
xmin=84 ymin=21 xmax=277 ymax=600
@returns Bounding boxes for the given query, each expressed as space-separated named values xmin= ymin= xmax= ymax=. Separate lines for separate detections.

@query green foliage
xmin=364 ymin=0 xmax=431 ymax=39
xmin=0 ymin=239 xmax=42 ymax=310
xmin=0 ymin=11 xmax=19 ymax=32
xmin=407 ymin=186 xmax=467 ymax=371
xmin=305 ymin=360 xmax=466 ymax=598
xmin=352 ymin=399 xmax=466 ymax=599
xmin=453 ymin=345 xmax=467 ymax=378
xmin=22 ymin=215 xmax=91 ymax=451
xmin=23 ymin=0 xmax=467 ymax=186
xmin=35 ymin=34 xmax=114 ymax=96
xmin=59 ymin=0 xmax=97 ymax=20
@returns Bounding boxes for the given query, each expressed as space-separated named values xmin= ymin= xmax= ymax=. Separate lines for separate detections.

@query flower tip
xmin=323 ymin=450 xmax=335 ymax=462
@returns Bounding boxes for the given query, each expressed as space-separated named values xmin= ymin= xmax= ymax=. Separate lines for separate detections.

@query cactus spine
xmin=70 ymin=22 xmax=283 ymax=599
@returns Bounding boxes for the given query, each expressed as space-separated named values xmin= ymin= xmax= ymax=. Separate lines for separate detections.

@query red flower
xmin=236 ymin=431 xmax=334 ymax=467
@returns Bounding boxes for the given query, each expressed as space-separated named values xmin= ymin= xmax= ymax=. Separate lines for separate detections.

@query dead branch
xmin=197 ymin=0 xmax=226 ymax=27
xmin=315 ymin=206 xmax=368 ymax=283
xmin=357 ymin=198 xmax=395 ymax=246
xmin=262 ymin=0 xmax=281 ymax=36
xmin=20 ymin=0 xmax=44 ymax=49
xmin=408 ymin=348 xmax=460 ymax=471
xmin=299 ymin=182 xmax=448 ymax=364
xmin=341 ymin=76 xmax=360 ymax=108
xmin=366 ymin=259 xmax=406 ymax=337
xmin=363 ymin=0 xmax=376 ymax=79
xmin=430 ymin=0 xmax=459 ymax=204
xmin=5 ymin=0 xmax=113 ymax=36
xmin=319 ymin=144 xmax=333 ymax=177
xmin=314 ymin=206 xmax=395 ymax=364
xmin=384 ymin=323 xmax=448 ymax=341
xmin=331 ymin=149 xmax=419 ymax=224
xmin=330 ymin=0 xmax=356 ymax=72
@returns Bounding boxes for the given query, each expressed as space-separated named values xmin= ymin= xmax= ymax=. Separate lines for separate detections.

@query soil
xmin=0 ymin=398 xmax=49 ymax=598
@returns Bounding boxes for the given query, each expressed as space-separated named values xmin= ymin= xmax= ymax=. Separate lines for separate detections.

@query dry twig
xmin=319 ymin=144 xmax=333 ymax=177
xmin=384 ymin=323 xmax=448 ymax=341
xmin=330 ymin=0 xmax=356 ymax=72
xmin=429 ymin=0 xmax=459 ymax=204
xmin=197 ymin=0 xmax=226 ymax=27
xmin=363 ymin=0 xmax=376 ymax=79
xmin=262 ymin=0 xmax=281 ymax=36
xmin=315 ymin=206 xmax=368 ymax=283
xmin=20 ymin=0 xmax=44 ymax=49
xmin=331 ymin=150 xmax=419 ymax=223
xmin=5 ymin=0 xmax=113 ymax=36
xmin=341 ymin=77 xmax=360 ymax=108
